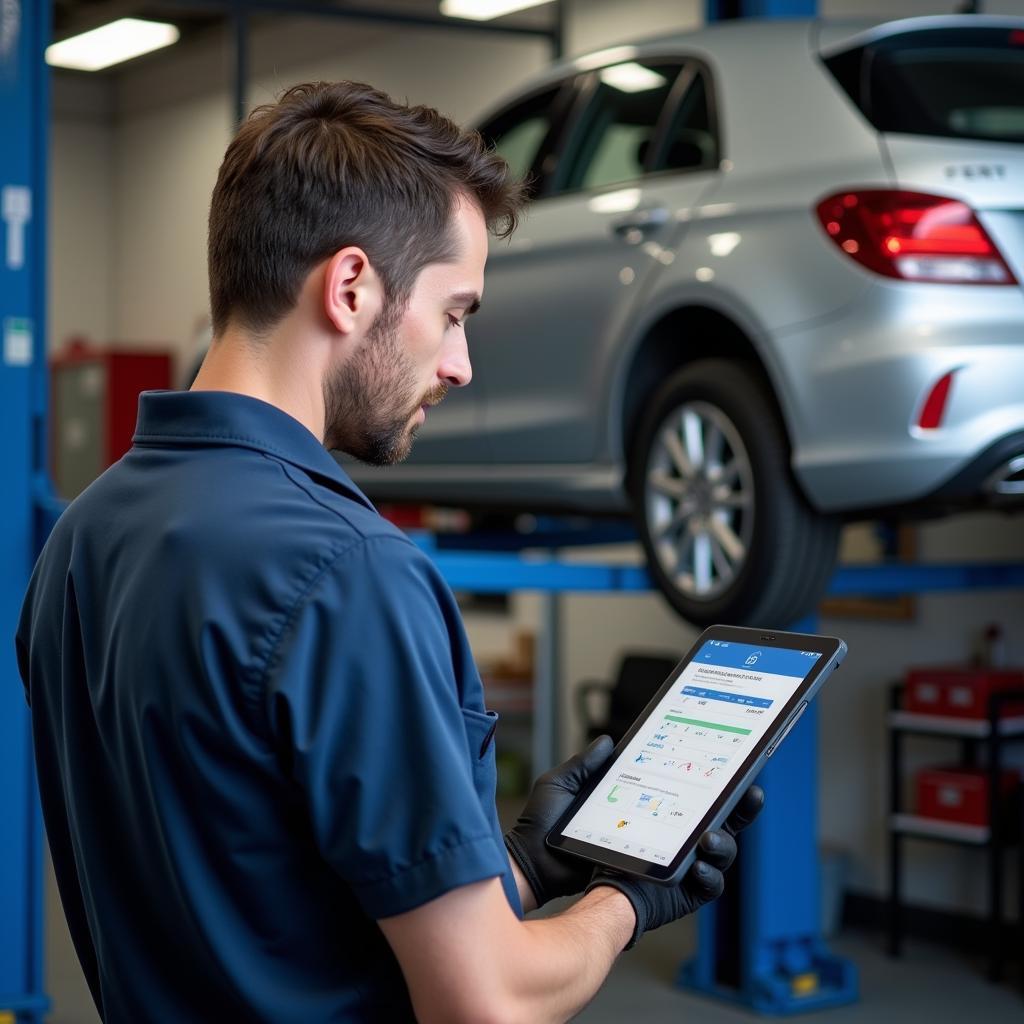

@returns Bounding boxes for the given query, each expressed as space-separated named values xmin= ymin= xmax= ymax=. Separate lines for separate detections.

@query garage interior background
xmin=32 ymin=0 xmax=1024 ymax=1020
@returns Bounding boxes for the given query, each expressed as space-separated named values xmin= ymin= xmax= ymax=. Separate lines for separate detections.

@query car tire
xmin=628 ymin=359 xmax=839 ymax=628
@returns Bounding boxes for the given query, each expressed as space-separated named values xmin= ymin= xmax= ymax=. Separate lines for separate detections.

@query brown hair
xmin=207 ymin=80 xmax=525 ymax=336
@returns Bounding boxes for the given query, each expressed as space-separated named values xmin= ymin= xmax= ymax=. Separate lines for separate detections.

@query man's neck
xmin=191 ymin=326 xmax=327 ymax=444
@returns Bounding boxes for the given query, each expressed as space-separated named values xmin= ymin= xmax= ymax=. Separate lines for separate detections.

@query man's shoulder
xmin=45 ymin=444 xmax=415 ymax=583
xmin=264 ymin=454 xmax=404 ymax=548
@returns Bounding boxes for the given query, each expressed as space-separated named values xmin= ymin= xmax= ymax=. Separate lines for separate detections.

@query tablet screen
xmin=560 ymin=638 xmax=822 ymax=866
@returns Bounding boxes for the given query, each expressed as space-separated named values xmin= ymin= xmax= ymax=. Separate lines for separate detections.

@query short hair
xmin=207 ymin=80 xmax=525 ymax=336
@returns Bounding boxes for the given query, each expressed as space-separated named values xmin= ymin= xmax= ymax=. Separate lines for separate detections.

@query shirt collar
xmin=133 ymin=390 xmax=376 ymax=512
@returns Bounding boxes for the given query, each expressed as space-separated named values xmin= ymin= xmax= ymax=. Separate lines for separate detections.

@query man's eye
xmin=447 ymin=314 xmax=464 ymax=329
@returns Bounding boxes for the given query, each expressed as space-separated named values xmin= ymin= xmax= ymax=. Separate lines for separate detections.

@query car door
xmin=395 ymin=81 xmax=574 ymax=465
xmin=473 ymin=58 xmax=722 ymax=464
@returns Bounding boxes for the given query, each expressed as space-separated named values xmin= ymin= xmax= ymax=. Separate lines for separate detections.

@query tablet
xmin=547 ymin=625 xmax=846 ymax=884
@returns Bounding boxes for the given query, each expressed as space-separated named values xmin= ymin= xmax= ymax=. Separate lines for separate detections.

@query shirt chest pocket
xmin=460 ymin=707 xmax=500 ymax=805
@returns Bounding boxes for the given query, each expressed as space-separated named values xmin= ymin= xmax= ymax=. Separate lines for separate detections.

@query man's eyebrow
xmin=448 ymin=291 xmax=482 ymax=316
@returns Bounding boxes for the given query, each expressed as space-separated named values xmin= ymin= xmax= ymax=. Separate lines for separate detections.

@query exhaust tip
xmin=984 ymin=454 xmax=1024 ymax=497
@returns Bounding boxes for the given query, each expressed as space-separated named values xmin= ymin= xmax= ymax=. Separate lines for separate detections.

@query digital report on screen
xmin=562 ymin=640 xmax=821 ymax=865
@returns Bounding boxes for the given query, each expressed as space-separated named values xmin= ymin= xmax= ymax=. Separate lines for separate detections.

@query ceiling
xmin=51 ymin=0 xmax=559 ymax=45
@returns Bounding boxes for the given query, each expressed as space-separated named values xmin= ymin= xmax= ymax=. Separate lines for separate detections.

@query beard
xmin=322 ymin=304 xmax=448 ymax=466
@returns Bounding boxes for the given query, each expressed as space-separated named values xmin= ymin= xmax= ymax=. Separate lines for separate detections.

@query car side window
xmin=556 ymin=61 xmax=684 ymax=193
xmin=654 ymin=67 xmax=719 ymax=173
xmin=477 ymin=85 xmax=566 ymax=200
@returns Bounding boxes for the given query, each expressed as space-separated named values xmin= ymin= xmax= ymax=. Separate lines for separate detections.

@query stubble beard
xmin=322 ymin=306 xmax=447 ymax=466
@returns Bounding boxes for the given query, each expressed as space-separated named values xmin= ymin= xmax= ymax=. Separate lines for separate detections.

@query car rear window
xmin=824 ymin=26 xmax=1024 ymax=144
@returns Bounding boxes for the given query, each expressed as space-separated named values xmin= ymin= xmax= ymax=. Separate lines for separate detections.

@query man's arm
xmin=379 ymin=876 xmax=634 ymax=1024
xmin=386 ymin=786 xmax=764 ymax=1023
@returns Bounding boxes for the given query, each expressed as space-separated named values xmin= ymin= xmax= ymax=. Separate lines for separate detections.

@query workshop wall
xmin=49 ymin=75 xmax=115 ymax=353
xmin=563 ymin=0 xmax=702 ymax=56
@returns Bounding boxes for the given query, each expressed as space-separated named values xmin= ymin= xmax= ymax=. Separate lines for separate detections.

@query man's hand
xmin=588 ymin=784 xmax=765 ymax=948
xmin=505 ymin=735 xmax=614 ymax=909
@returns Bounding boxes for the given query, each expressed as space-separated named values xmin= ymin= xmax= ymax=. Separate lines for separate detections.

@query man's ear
xmin=323 ymin=247 xmax=382 ymax=335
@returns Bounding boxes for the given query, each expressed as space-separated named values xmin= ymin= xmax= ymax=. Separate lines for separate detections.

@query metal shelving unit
xmin=887 ymin=685 xmax=1024 ymax=989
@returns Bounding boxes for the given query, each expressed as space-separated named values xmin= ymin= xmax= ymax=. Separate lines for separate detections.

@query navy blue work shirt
xmin=16 ymin=391 xmax=520 ymax=1023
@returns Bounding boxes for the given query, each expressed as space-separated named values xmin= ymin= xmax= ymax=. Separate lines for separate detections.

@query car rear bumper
xmin=778 ymin=279 xmax=1024 ymax=513
xmin=927 ymin=431 xmax=1024 ymax=507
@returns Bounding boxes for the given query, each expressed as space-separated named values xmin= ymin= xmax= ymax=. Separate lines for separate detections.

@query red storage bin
xmin=904 ymin=667 xmax=1024 ymax=718
xmin=915 ymin=766 xmax=1020 ymax=827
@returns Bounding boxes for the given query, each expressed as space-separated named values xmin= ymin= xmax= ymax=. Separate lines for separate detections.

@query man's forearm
xmin=381 ymin=878 xmax=635 ymax=1024
xmin=510 ymin=885 xmax=635 ymax=1023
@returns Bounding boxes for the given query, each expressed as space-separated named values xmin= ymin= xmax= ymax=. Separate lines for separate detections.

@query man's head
xmin=206 ymin=81 xmax=524 ymax=462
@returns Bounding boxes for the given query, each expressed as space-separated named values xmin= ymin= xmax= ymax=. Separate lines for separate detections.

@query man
xmin=17 ymin=81 xmax=762 ymax=1023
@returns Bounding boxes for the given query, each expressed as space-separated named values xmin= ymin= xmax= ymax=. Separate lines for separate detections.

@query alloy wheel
xmin=643 ymin=401 xmax=755 ymax=602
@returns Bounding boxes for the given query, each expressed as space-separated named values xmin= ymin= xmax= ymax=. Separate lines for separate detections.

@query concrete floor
xmin=576 ymin=918 xmax=1023 ymax=1023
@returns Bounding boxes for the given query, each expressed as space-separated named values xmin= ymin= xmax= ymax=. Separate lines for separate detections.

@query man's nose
xmin=439 ymin=335 xmax=472 ymax=388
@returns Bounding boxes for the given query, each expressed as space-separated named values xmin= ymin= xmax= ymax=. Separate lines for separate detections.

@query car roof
xmin=817 ymin=12 xmax=1024 ymax=55
xmin=481 ymin=13 xmax=1024 ymax=118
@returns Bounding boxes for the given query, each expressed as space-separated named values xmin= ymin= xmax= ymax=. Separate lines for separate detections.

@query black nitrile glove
xmin=505 ymin=735 xmax=615 ymax=907
xmin=588 ymin=784 xmax=765 ymax=949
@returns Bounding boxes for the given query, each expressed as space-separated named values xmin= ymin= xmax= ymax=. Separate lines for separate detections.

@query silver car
xmin=344 ymin=14 xmax=1024 ymax=627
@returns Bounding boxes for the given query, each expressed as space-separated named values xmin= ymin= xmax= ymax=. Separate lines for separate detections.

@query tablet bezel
xmin=546 ymin=624 xmax=845 ymax=884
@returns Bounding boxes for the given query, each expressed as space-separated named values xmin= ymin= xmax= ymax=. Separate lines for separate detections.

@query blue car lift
xmin=415 ymin=525 xmax=1024 ymax=1015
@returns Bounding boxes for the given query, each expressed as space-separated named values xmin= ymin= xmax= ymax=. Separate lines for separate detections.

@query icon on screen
xmin=616 ymin=820 xmax=629 ymax=830
xmin=744 ymin=651 xmax=762 ymax=666
xmin=606 ymin=785 xmax=621 ymax=804
xmin=636 ymin=793 xmax=663 ymax=813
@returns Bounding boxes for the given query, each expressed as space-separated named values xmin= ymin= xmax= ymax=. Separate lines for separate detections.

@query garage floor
xmin=577 ymin=918 xmax=1023 ymax=1023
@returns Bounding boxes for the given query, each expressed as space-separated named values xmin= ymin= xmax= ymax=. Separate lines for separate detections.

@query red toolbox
xmin=915 ymin=766 xmax=1021 ymax=827
xmin=903 ymin=667 xmax=1024 ymax=718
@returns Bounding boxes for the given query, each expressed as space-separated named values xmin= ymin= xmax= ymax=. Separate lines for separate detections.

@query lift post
xmin=0 ymin=1 xmax=51 ymax=1020
xmin=679 ymin=621 xmax=859 ymax=1013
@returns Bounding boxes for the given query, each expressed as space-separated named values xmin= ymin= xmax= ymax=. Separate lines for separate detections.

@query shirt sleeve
xmin=263 ymin=534 xmax=507 ymax=919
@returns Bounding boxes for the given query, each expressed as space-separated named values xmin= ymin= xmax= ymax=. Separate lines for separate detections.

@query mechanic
xmin=17 ymin=81 xmax=763 ymax=1023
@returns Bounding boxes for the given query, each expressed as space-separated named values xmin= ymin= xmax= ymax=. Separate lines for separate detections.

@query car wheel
xmin=628 ymin=359 xmax=839 ymax=628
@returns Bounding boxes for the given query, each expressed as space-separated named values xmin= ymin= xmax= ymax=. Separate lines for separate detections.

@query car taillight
xmin=815 ymin=190 xmax=1017 ymax=285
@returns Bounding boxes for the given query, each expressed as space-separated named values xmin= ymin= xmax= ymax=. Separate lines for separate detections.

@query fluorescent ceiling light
xmin=598 ymin=63 xmax=667 ymax=93
xmin=440 ymin=0 xmax=553 ymax=21
xmin=46 ymin=18 xmax=180 ymax=72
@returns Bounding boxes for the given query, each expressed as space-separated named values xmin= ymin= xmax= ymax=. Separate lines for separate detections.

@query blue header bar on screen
xmin=693 ymin=640 xmax=820 ymax=678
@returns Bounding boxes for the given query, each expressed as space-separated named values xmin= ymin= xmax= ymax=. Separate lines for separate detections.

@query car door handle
xmin=611 ymin=206 xmax=670 ymax=237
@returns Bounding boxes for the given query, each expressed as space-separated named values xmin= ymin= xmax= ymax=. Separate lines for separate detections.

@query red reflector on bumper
xmin=918 ymin=371 xmax=956 ymax=430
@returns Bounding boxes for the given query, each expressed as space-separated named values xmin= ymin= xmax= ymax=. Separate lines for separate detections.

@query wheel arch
xmin=615 ymin=303 xmax=796 ymax=474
